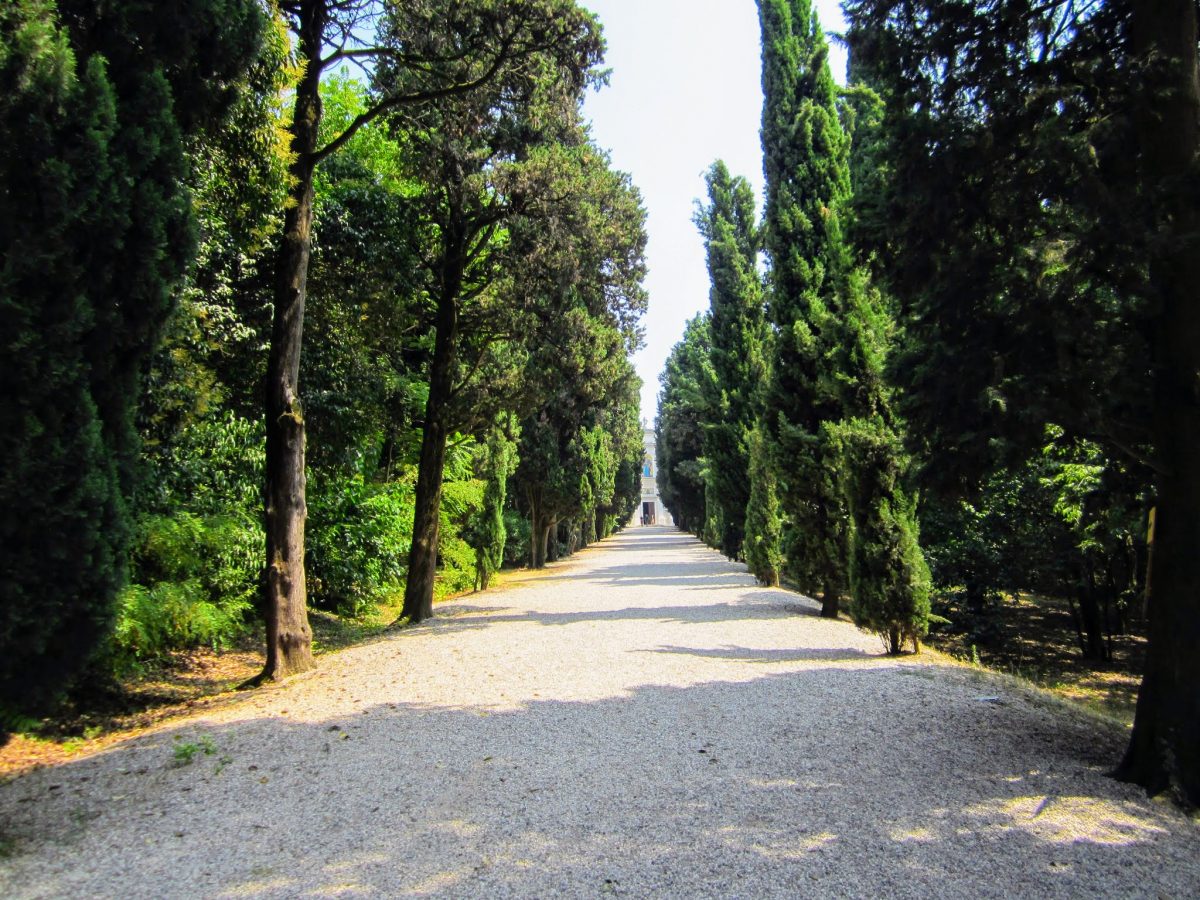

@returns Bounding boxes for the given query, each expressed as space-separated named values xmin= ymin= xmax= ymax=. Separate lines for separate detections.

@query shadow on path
xmin=2 ymin=669 xmax=1195 ymax=898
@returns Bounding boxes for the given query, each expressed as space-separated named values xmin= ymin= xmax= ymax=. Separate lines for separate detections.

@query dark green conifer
xmin=0 ymin=0 xmax=260 ymax=720
xmin=656 ymin=315 xmax=714 ymax=535
xmin=759 ymin=0 xmax=929 ymax=646
xmin=470 ymin=424 xmax=518 ymax=591
xmin=696 ymin=161 xmax=769 ymax=560
xmin=758 ymin=0 xmax=852 ymax=615
xmin=744 ymin=423 xmax=783 ymax=586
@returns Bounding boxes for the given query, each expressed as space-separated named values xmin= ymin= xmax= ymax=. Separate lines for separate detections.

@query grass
xmin=171 ymin=735 xmax=217 ymax=765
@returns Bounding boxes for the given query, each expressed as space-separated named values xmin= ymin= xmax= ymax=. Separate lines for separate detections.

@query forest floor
xmin=925 ymin=595 xmax=1144 ymax=726
xmin=1 ymin=526 xmax=1197 ymax=898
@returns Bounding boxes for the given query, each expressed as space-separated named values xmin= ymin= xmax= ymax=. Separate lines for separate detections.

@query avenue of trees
xmin=1 ymin=1 xmax=646 ymax=723
xmin=656 ymin=0 xmax=1199 ymax=806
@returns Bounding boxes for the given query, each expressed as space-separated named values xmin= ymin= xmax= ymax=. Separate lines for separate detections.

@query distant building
xmin=635 ymin=427 xmax=674 ymax=527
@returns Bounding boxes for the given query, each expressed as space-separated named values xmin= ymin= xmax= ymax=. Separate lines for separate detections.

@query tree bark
xmin=820 ymin=581 xmax=839 ymax=619
xmin=527 ymin=485 xmax=545 ymax=568
xmin=1076 ymin=587 xmax=1109 ymax=662
xmin=1117 ymin=0 xmax=1200 ymax=807
xmin=402 ymin=244 xmax=463 ymax=623
xmin=255 ymin=1 xmax=326 ymax=683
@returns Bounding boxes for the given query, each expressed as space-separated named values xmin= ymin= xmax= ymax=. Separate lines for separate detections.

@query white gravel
xmin=1 ymin=525 xmax=1198 ymax=898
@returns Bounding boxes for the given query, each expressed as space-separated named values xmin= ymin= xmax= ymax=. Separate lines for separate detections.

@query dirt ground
xmin=1 ymin=575 xmax=1144 ymax=780
xmin=925 ymin=592 xmax=1144 ymax=726
xmin=3 ymin=527 xmax=1195 ymax=899
xmin=0 ymin=607 xmax=391 ymax=779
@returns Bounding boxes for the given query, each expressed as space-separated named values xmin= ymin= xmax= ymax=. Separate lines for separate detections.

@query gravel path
xmin=2 ymin=526 xmax=1198 ymax=898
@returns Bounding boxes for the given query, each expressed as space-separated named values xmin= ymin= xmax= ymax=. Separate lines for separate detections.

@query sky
xmin=580 ymin=0 xmax=848 ymax=422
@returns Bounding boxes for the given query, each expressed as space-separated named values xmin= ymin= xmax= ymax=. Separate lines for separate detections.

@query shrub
xmin=115 ymin=512 xmax=257 ymax=659
xmin=307 ymin=469 xmax=415 ymax=617
xmin=438 ymin=477 xmax=485 ymax=596
xmin=503 ymin=509 xmax=532 ymax=568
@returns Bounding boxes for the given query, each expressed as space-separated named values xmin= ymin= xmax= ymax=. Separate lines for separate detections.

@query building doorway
xmin=642 ymin=501 xmax=656 ymax=525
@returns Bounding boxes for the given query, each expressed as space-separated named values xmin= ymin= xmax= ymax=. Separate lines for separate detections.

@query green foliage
xmin=919 ymin=426 xmax=1147 ymax=658
xmin=828 ymin=419 xmax=930 ymax=653
xmin=656 ymin=315 xmax=714 ymax=536
xmin=502 ymin=510 xmax=532 ymax=569
xmin=172 ymin=734 xmax=217 ymax=765
xmin=756 ymin=0 xmax=931 ymax=646
xmin=467 ymin=426 xmax=519 ymax=590
xmin=306 ymin=75 xmax=426 ymax=474
xmin=142 ymin=6 xmax=295 ymax=445
xmin=307 ymin=466 xmax=415 ymax=617
xmin=843 ymin=0 xmax=1157 ymax=667
xmin=759 ymin=0 xmax=853 ymax=600
xmin=744 ymin=425 xmax=783 ymax=586
xmin=438 ymin=461 xmax=486 ymax=596
xmin=115 ymin=412 xmax=263 ymax=661
xmin=0 ymin=0 xmax=260 ymax=715
xmin=116 ymin=512 xmax=256 ymax=659
xmin=145 ymin=411 xmax=266 ymax=517
xmin=843 ymin=0 xmax=1146 ymax=487
xmin=696 ymin=161 xmax=769 ymax=559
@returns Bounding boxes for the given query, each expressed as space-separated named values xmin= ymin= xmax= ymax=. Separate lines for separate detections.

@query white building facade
xmin=635 ymin=427 xmax=674 ymax=527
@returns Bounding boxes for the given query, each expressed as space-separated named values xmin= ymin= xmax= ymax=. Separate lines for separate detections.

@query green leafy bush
xmin=116 ymin=512 xmax=257 ymax=659
xmin=503 ymin=509 xmax=532 ymax=568
xmin=438 ymin=477 xmax=485 ymax=596
xmin=307 ymin=468 xmax=415 ymax=617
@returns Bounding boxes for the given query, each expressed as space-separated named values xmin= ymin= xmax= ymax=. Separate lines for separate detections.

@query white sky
xmin=580 ymin=0 xmax=848 ymax=421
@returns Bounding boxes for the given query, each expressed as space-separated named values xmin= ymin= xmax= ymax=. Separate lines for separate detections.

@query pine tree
xmin=696 ymin=161 xmax=769 ymax=560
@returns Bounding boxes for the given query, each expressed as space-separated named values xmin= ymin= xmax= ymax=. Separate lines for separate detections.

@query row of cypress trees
xmin=658 ymin=0 xmax=930 ymax=654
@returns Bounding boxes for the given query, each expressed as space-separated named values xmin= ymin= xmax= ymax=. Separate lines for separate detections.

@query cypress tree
xmin=759 ymin=0 xmax=852 ymax=616
xmin=759 ymin=0 xmax=929 ymax=647
xmin=744 ymin=423 xmax=783 ymax=586
xmin=655 ymin=315 xmax=714 ymax=536
xmin=471 ymin=424 xmax=518 ymax=591
xmin=0 ymin=0 xmax=261 ymax=721
xmin=0 ymin=1 xmax=123 ymax=721
xmin=696 ymin=161 xmax=769 ymax=560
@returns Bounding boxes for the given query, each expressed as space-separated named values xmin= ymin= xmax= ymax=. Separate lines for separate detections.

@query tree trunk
xmin=533 ymin=520 xmax=546 ymax=568
xmin=1117 ymin=0 xmax=1200 ymax=807
xmin=528 ymin=487 xmax=545 ymax=568
xmin=403 ymin=241 xmax=463 ymax=624
xmin=547 ymin=518 xmax=560 ymax=562
xmin=820 ymin=581 xmax=839 ymax=619
xmin=1077 ymin=587 xmax=1108 ymax=662
xmin=538 ymin=520 xmax=553 ymax=567
xmin=404 ymin=408 xmax=448 ymax=622
xmin=255 ymin=1 xmax=326 ymax=683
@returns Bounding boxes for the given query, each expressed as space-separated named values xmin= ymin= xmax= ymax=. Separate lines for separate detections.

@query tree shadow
xmin=417 ymin=593 xmax=821 ymax=635
xmin=2 ymin=668 xmax=1197 ymax=897
xmin=644 ymin=644 xmax=874 ymax=664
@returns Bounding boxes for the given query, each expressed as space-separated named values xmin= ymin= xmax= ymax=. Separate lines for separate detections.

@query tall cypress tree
xmin=0 ymin=0 xmax=261 ymax=721
xmin=656 ymin=315 xmax=714 ymax=536
xmin=759 ymin=0 xmax=929 ymax=646
xmin=696 ymin=161 xmax=769 ymax=560
xmin=759 ymin=0 xmax=852 ymax=616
